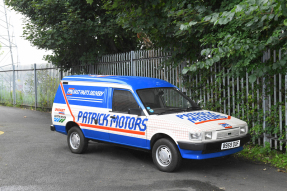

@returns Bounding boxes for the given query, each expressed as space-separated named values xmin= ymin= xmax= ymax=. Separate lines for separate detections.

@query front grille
xmin=216 ymin=127 xmax=239 ymax=140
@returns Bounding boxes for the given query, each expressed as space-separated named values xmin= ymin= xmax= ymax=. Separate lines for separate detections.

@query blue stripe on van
xmin=83 ymin=128 xmax=150 ymax=150
xmin=54 ymin=125 xmax=149 ymax=149
xmin=54 ymin=125 xmax=67 ymax=134
xmin=53 ymin=85 xmax=66 ymax=104
xmin=110 ymin=133 xmax=148 ymax=149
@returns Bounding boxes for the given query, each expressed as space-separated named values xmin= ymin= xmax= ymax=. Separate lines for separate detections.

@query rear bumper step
xmin=50 ymin=125 xmax=55 ymax=131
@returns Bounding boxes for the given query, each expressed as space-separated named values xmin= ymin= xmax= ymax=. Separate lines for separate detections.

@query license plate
xmin=221 ymin=140 xmax=240 ymax=150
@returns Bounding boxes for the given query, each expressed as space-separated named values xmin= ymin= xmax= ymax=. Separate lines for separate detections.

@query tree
xmin=103 ymin=0 xmax=205 ymax=66
xmin=5 ymin=0 xmax=140 ymax=70
xmin=176 ymin=0 xmax=287 ymax=82
xmin=103 ymin=0 xmax=287 ymax=81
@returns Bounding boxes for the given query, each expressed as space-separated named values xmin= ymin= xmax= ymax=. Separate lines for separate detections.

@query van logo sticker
xmin=67 ymin=88 xmax=75 ymax=95
xmin=218 ymin=123 xmax=232 ymax=128
xmin=67 ymin=88 xmax=104 ymax=96
xmin=55 ymin=108 xmax=65 ymax=115
xmin=54 ymin=115 xmax=66 ymax=123
xmin=176 ymin=112 xmax=231 ymax=124
xmin=55 ymin=108 xmax=65 ymax=112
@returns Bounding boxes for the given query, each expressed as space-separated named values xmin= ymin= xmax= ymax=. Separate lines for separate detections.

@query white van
xmin=51 ymin=75 xmax=250 ymax=172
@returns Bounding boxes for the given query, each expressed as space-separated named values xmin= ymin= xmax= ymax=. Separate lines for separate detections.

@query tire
xmin=67 ymin=126 xmax=88 ymax=154
xmin=152 ymin=138 xmax=182 ymax=172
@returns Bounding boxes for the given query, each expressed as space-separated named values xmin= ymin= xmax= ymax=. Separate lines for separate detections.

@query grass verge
xmin=0 ymin=103 xmax=51 ymax=112
xmin=235 ymin=142 xmax=287 ymax=171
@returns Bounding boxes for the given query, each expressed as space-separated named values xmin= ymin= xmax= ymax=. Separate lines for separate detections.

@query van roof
xmin=62 ymin=75 xmax=175 ymax=90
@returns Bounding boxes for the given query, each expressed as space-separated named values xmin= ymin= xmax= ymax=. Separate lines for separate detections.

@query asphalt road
xmin=0 ymin=106 xmax=286 ymax=191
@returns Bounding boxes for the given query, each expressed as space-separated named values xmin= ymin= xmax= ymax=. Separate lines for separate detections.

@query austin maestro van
xmin=50 ymin=75 xmax=250 ymax=172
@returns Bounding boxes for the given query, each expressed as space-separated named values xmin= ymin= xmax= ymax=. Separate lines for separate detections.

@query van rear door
xmin=63 ymin=82 xmax=110 ymax=141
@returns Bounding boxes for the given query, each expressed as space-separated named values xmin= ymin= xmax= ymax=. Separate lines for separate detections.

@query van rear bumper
xmin=50 ymin=125 xmax=55 ymax=131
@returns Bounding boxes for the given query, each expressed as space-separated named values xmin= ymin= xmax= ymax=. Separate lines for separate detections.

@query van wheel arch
xmin=150 ymin=133 xmax=178 ymax=150
xmin=66 ymin=121 xmax=80 ymax=134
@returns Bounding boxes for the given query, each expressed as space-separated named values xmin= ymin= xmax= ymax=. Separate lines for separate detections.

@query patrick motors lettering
xmin=176 ymin=112 xmax=229 ymax=124
xmin=77 ymin=111 xmax=148 ymax=132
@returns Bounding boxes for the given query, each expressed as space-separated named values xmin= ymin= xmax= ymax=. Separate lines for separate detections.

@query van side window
xmin=112 ymin=90 xmax=139 ymax=113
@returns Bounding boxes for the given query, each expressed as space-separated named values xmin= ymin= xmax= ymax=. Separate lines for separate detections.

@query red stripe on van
xmin=194 ymin=116 xmax=231 ymax=125
xmin=80 ymin=123 xmax=145 ymax=136
xmin=60 ymin=82 xmax=75 ymax=122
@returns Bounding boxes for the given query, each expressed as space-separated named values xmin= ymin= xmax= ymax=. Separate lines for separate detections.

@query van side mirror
xmin=128 ymin=108 xmax=142 ymax=116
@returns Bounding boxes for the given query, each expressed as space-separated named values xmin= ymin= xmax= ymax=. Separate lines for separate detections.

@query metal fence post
xmin=262 ymin=76 xmax=268 ymax=146
xmin=262 ymin=51 xmax=270 ymax=146
xmin=34 ymin=63 xmax=37 ymax=110
xmin=285 ymin=73 xmax=287 ymax=148
xmin=131 ymin=51 xmax=135 ymax=76
xmin=12 ymin=65 xmax=16 ymax=105
xmin=60 ymin=63 xmax=63 ymax=80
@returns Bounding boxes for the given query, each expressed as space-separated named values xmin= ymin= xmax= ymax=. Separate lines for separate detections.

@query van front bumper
xmin=177 ymin=134 xmax=250 ymax=159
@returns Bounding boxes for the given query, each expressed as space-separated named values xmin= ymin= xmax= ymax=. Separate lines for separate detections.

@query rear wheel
xmin=67 ymin=126 xmax=88 ymax=154
xmin=152 ymin=138 xmax=182 ymax=172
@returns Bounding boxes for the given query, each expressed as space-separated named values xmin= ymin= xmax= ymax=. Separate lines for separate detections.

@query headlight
xmin=190 ymin=132 xmax=202 ymax=141
xmin=205 ymin=132 xmax=212 ymax=140
xmin=240 ymin=126 xmax=247 ymax=134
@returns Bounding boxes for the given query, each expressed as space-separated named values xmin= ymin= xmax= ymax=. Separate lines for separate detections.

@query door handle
xmin=110 ymin=115 xmax=117 ymax=119
xmin=94 ymin=119 xmax=98 ymax=125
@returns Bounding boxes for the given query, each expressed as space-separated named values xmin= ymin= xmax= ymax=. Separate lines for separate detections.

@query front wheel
xmin=67 ymin=126 xmax=88 ymax=154
xmin=152 ymin=138 xmax=182 ymax=172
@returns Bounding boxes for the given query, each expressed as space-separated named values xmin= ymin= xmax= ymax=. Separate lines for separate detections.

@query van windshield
xmin=137 ymin=87 xmax=201 ymax=115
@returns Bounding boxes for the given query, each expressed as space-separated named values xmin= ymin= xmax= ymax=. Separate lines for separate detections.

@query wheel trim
xmin=70 ymin=132 xmax=80 ymax=150
xmin=156 ymin=145 xmax=172 ymax=167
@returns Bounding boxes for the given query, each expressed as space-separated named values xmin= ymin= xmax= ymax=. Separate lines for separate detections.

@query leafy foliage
xmin=102 ymin=0 xmax=287 ymax=82
xmin=172 ymin=0 xmax=287 ymax=82
xmin=5 ymin=0 xmax=140 ymax=70
xmin=103 ymin=0 xmax=206 ymax=66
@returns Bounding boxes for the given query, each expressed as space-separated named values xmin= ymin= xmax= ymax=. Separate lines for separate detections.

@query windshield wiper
xmin=156 ymin=107 xmax=201 ymax=115
xmin=157 ymin=108 xmax=185 ymax=115
xmin=185 ymin=107 xmax=202 ymax=111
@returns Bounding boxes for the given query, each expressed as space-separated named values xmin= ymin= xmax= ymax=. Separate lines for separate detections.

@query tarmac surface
xmin=0 ymin=106 xmax=286 ymax=191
